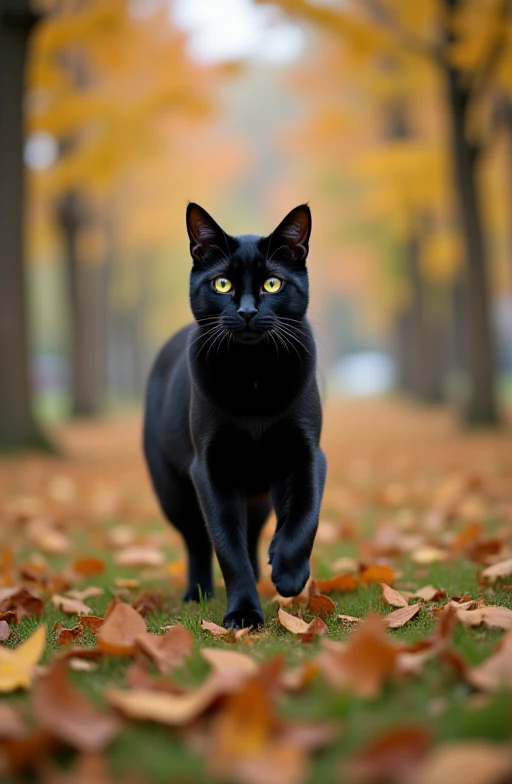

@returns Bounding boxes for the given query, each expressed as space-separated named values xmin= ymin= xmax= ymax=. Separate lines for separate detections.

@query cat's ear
xmin=186 ymin=203 xmax=228 ymax=264
xmin=267 ymin=205 xmax=311 ymax=265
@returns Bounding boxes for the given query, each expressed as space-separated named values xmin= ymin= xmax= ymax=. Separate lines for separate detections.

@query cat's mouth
xmin=233 ymin=328 xmax=265 ymax=345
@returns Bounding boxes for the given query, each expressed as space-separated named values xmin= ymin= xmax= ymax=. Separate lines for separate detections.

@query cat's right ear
xmin=186 ymin=203 xmax=228 ymax=265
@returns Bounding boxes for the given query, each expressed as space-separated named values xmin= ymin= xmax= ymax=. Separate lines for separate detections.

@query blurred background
xmin=2 ymin=0 xmax=512 ymax=450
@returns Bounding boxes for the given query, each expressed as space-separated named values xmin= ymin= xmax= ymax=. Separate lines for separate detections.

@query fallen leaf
xmin=66 ymin=587 xmax=104 ymax=601
xmin=201 ymin=619 xmax=251 ymax=642
xmin=80 ymin=616 xmax=103 ymax=634
xmin=347 ymin=726 xmax=431 ymax=783
xmin=114 ymin=578 xmax=140 ymax=590
xmin=0 ymin=586 xmax=44 ymax=619
xmin=52 ymin=595 xmax=91 ymax=616
xmin=308 ymin=594 xmax=336 ymax=617
xmin=223 ymin=742 xmax=308 ymax=784
xmin=55 ymin=624 xmax=83 ymax=646
xmin=72 ymin=557 xmax=105 ymax=576
xmin=114 ymin=546 xmax=165 ymax=567
xmin=411 ymin=546 xmax=449 ymax=564
xmin=281 ymin=661 xmax=318 ymax=692
xmin=98 ymin=602 xmax=147 ymax=655
xmin=107 ymin=673 xmax=227 ymax=726
xmin=452 ymin=522 xmax=482 ymax=553
xmin=456 ymin=606 xmax=512 ymax=630
xmin=0 ymin=625 xmax=46 ymax=692
xmin=0 ymin=620 xmax=11 ymax=641
xmin=384 ymin=603 xmax=422 ymax=629
xmin=201 ymin=648 xmax=258 ymax=678
xmin=413 ymin=585 xmax=446 ymax=602
xmin=414 ymin=741 xmax=512 ymax=784
xmin=32 ymin=661 xmax=120 ymax=752
xmin=316 ymin=615 xmax=399 ymax=698
xmin=132 ymin=593 xmax=164 ymax=616
xmin=278 ymin=609 xmax=327 ymax=640
xmin=381 ymin=583 xmax=408 ymax=608
xmin=468 ymin=628 xmax=512 ymax=691
xmin=314 ymin=573 xmax=358 ymax=594
xmin=359 ymin=565 xmax=395 ymax=586
xmin=69 ymin=658 xmax=98 ymax=672
xmin=135 ymin=625 xmax=194 ymax=673
xmin=0 ymin=703 xmax=27 ymax=738
xmin=338 ymin=614 xmax=361 ymax=625
xmin=481 ymin=558 xmax=512 ymax=582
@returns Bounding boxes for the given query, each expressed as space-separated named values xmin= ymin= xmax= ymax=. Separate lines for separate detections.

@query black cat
xmin=143 ymin=203 xmax=326 ymax=629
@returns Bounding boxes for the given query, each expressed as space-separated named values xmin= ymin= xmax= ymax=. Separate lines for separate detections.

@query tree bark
xmin=0 ymin=2 xmax=51 ymax=450
xmin=442 ymin=0 xmax=500 ymax=425
xmin=57 ymin=191 xmax=105 ymax=416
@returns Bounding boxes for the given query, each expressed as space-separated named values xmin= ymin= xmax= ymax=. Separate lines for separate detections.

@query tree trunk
xmin=0 ymin=2 xmax=51 ymax=450
xmin=443 ymin=10 xmax=499 ymax=425
xmin=57 ymin=191 xmax=105 ymax=417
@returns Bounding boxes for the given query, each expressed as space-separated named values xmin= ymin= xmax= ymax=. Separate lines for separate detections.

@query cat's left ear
xmin=267 ymin=205 xmax=311 ymax=265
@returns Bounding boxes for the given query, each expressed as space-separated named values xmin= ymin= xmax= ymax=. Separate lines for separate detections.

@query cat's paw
xmin=182 ymin=585 xmax=213 ymax=603
xmin=223 ymin=608 xmax=264 ymax=630
xmin=272 ymin=557 xmax=310 ymax=598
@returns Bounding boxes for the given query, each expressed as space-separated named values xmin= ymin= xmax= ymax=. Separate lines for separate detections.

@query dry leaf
xmin=0 ymin=620 xmax=11 ymax=641
xmin=456 ymin=606 xmax=512 ymax=630
xmin=114 ymin=578 xmax=140 ymax=590
xmin=132 ymin=593 xmax=164 ymax=616
xmin=52 ymin=595 xmax=92 ymax=616
xmin=481 ymin=558 xmax=512 ymax=582
xmin=201 ymin=648 xmax=258 ymax=678
xmin=384 ymin=603 xmax=422 ymax=629
xmin=135 ymin=625 xmax=194 ymax=673
xmin=66 ymin=587 xmax=104 ymax=601
xmin=55 ymin=624 xmax=83 ymax=646
xmin=414 ymin=742 xmax=512 ymax=784
xmin=0 ymin=703 xmax=27 ymax=738
xmin=308 ymin=593 xmax=336 ymax=617
xmin=107 ymin=673 xmax=227 ymax=726
xmin=32 ymin=661 xmax=119 ymax=751
xmin=69 ymin=659 xmax=98 ymax=672
xmin=277 ymin=609 xmax=327 ymax=640
xmin=98 ymin=602 xmax=147 ymax=655
xmin=201 ymin=619 xmax=251 ymax=642
xmin=414 ymin=585 xmax=446 ymax=602
xmin=72 ymin=557 xmax=105 ymax=576
xmin=360 ymin=565 xmax=395 ymax=586
xmin=468 ymin=629 xmax=512 ymax=691
xmin=314 ymin=573 xmax=358 ymax=594
xmin=114 ymin=546 xmax=165 ymax=567
xmin=224 ymin=743 xmax=308 ymax=784
xmin=0 ymin=625 xmax=46 ymax=692
xmin=80 ymin=616 xmax=103 ymax=634
xmin=317 ymin=615 xmax=399 ymax=698
xmin=338 ymin=614 xmax=361 ymax=625
xmin=347 ymin=725 xmax=431 ymax=783
xmin=381 ymin=583 xmax=408 ymax=608
xmin=411 ymin=546 xmax=449 ymax=564
xmin=0 ymin=586 xmax=43 ymax=619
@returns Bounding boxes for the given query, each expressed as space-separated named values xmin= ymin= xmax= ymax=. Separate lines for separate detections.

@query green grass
xmin=4 ymin=520 xmax=512 ymax=784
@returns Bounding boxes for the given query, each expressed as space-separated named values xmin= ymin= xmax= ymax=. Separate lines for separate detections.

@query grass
xmin=1 ymin=400 xmax=512 ymax=782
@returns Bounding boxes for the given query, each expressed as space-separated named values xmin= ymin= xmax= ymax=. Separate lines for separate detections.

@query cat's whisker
xmin=266 ymin=329 xmax=280 ymax=355
xmin=189 ymin=324 xmax=223 ymax=348
xmin=270 ymin=328 xmax=291 ymax=356
xmin=206 ymin=328 xmax=228 ymax=363
xmin=273 ymin=325 xmax=304 ymax=358
xmin=196 ymin=325 xmax=226 ymax=357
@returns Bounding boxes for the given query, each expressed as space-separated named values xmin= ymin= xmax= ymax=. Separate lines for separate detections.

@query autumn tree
xmin=261 ymin=0 xmax=512 ymax=425
xmin=0 ymin=0 xmax=52 ymax=449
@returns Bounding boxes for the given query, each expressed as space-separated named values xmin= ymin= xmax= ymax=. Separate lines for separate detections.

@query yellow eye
xmin=213 ymin=277 xmax=232 ymax=293
xmin=263 ymin=277 xmax=282 ymax=293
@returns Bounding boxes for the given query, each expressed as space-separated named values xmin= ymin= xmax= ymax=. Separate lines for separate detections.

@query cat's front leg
xmin=270 ymin=447 xmax=327 ymax=598
xmin=190 ymin=459 xmax=264 ymax=629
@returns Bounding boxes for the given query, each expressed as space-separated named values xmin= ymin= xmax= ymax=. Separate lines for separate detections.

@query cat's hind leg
xmin=246 ymin=496 xmax=272 ymax=581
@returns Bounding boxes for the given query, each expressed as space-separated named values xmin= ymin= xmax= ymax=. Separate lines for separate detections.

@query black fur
xmin=143 ymin=203 xmax=326 ymax=628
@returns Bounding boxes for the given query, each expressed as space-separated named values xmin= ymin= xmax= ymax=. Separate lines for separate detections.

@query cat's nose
xmin=237 ymin=298 xmax=258 ymax=324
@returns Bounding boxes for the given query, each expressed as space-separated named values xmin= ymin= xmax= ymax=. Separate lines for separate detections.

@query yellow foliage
xmin=0 ymin=625 xmax=46 ymax=692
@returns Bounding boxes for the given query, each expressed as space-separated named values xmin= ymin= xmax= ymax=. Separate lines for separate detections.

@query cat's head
xmin=186 ymin=203 xmax=311 ymax=347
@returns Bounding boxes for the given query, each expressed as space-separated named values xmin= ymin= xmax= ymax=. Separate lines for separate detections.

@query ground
xmin=0 ymin=398 xmax=511 ymax=783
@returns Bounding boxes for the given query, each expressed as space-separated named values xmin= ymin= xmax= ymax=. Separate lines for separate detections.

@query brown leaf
xmin=468 ymin=629 xmax=512 ymax=691
xmin=201 ymin=619 xmax=251 ymax=642
xmin=114 ymin=578 xmax=140 ymax=590
xmin=347 ymin=726 xmax=431 ymax=783
xmin=281 ymin=661 xmax=318 ymax=692
xmin=316 ymin=615 xmax=399 ymax=698
xmin=481 ymin=558 xmax=512 ymax=582
xmin=107 ymin=672 xmax=227 ymax=726
xmin=308 ymin=594 xmax=336 ymax=617
xmin=52 ymin=595 xmax=92 ymax=616
xmin=66 ymin=587 xmax=104 ymax=601
xmin=0 ymin=620 xmax=11 ymax=641
xmin=277 ymin=608 xmax=327 ymax=640
xmin=381 ymin=583 xmax=408 ymax=608
xmin=72 ymin=557 xmax=106 ymax=576
xmin=314 ymin=573 xmax=358 ymax=594
xmin=132 ymin=593 xmax=164 ymax=616
xmin=0 ymin=586 xmax=43 ymax=619
xmin=337 ymin=614 xmax=361 ymax=625
xmin=411 ymin=546 xmax=449 ymax=564
xmin=201 ymin=648 xmax=258 ymax=679
xmin=414 ymin=742 xmax=512 ymax=784
xmin=32 ymin=661 xmax=120 ymax=751
xmin=55 ymin=624 xmax=83 ymax=646
xmin=359 ymin=565 xmax=395 ymax=586
xmin=384 ymin=603 xmax=422 ymax=629
xmin=413 ymin=585 xmax=446 ymax=602
xmin=113 ymin=546 xmax=165 ymax=567
xmin=0 ymin=704 xmax=27 ymax=739
xmin=97 ymin=602 xmax=147 ymax=655
xmin=39 ymin=753 xmax=142 ymax=784
xmin=135 ymin=625 xmax=194 ymax=673
xmin=80 ymin=616 xmax=103 ymax=634
xmin=456 ymin=606 xmax=512 ymax=630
